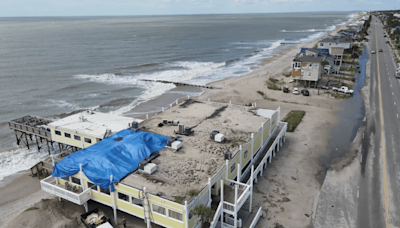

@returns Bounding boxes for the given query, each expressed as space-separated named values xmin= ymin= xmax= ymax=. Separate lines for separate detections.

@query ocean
xmin=0 ymin=12 xmax=357 ymax=183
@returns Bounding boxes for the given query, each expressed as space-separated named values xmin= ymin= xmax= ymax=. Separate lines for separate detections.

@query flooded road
xmin=318 ymin=45 xmax=369 ymax=177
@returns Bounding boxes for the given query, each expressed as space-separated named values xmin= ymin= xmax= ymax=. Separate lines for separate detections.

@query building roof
xmin=294 ymin=55 xmax=325 ymax=63
xmin=319 ymin=37 xmax=351 ymax=44
xmin=119 ymin=101 xmax=272 ymax=201
xmin=52 ymin=130 xmax=169 ymax=190
xmin=48 ymin=111 xmax=143 ymax=139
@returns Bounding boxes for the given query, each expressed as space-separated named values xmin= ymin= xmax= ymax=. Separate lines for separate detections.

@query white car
xmin=293 ymin=87 xmax=300 ymax=95
xmin=371 ymin=50 xmax=376 ymax=54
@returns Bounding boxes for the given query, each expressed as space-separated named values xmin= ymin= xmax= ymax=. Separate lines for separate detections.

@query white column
xmin=187 ymin=95 xmax=190 ymax=99
xmin=249 ymin=166 xmax=254 ymax=213
xmin=225 ymin=160 xmax=229 ymax=183
xmin=239 ymin=145 xmax=242 ymax=169
xmin=80 ymin=164 xmax=88 ymax=212
xmin=185 ymin=201 xmax=189 ymax=228
xmin=260 ymin=161 xmax=263 ymax=177
xmin=261 ymin=122 xmax=264 ymax=145
xmin=237 ymin=163 xmax=241 ymax=183
xmin=277 ymin=106 xmax=281 ymax=123
xmin=146 ymin=114 xmax=149 ymax=119
xmin=234 ymin=184 xmax=238 ymax=228
xmin=251 ymin=133 xmax=254 ymax=164
xmin=111 ymin=175 xmax=118 ymax=225
xmin=208 ymin=178 xmax=212 ymax=207
xmin=269 ymin=115 xmax=273 ymax=135
xmin=176 ymin=100 xmax=178 ymax=105
xmin=220 ymin=180 xmax=224 ymax=226
xmin=143 ymin=187 xmax=151 ymax=228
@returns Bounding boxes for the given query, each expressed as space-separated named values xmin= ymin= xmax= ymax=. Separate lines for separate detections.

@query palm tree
xmin=192 ymin=205 xmax=215 ymax=228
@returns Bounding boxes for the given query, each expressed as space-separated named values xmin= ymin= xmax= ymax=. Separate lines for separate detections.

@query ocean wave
xmin=0 ymin=146 xmax=49 ymax=183
xmin=281 ymin=25 xmax=336 ymax=33
xmin=45 ymin=99 xmax=81 ymax=110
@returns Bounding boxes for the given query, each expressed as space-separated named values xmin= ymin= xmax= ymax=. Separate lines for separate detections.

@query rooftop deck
xmin=121 ymin=100 xmax=270 ymax=202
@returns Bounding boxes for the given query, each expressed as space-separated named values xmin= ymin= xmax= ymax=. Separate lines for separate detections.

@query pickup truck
xmin=332 ymin=86 xmax=354 ymax=94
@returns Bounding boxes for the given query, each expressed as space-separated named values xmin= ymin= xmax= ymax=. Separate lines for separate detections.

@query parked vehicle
xmin=379 ymin=49 xmax=383 ymax=52
xmin=321 ymin=86 xmax=330 ymax=90
xmin=81 ymin=208 xmax=113 ymax=228
xmin=333 ymin=86 xmax=354 ymax=94
xmin=283 ymin=86 xmax=289 ymax=93
xmin=384 ymin=35 xmax=387 ymax=37
xmin=292 ymin=88 xmax=300 ymax=95
xmin=395 ymin=69 xmax=400 ymax=79
xmin=386 ymin=41 xmax=390 ymax=44
xmin=301 ymin=89 xmax=310 ymax=96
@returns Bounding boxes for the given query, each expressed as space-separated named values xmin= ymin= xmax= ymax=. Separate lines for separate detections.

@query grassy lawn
xmin=283 ymin=110 xmax=306 ymax=132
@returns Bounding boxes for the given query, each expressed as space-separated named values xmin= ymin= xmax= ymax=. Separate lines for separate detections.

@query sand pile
xmin=4 ymin=198 xmax=86 ymax=228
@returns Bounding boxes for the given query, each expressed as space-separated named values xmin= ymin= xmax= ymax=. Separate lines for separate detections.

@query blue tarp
xmin=52 ymin=129 xmax=169 ymax=191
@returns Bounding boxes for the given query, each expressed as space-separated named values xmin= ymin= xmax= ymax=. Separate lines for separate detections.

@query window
xmin=132 ymin=196 xmax=143 ymax=207
xmin=74 ymin=135 xmax=81 ymax=141
xmin=71 ymin=177 xmax=81 ymax=185
xmin=100 ymin=187 xmax=110 ymax=195
xmin=88 ymin=182 xmax=98 ymax=191
xmin=320 ymin=43 xmax=324 ymax=47
xmin=230 ymin=162 xmax=236 ymax=173
xmin=55 ymin=130 xmax=61 ymax=136
xmin=244 ymin=150 xmax=248 ymax=158
xmin=188 ymin=210 xmax=193 ymax=220
xmin=118 ymin=192 xmax=129 ymax=202
xmin=61 ymin=177 xmax=69 ymax=182
xmin=169 ymin=209 xmax=183 ymax=221
xmin=152 ymin=204 xmax=166 ymax=215
xmin=308 ymin=72 xmax=312 ymax=77
xmin=84 ymin=138 xmax=92 ymax=144
xmin=64 ymin=132 xmax=71 ymax=138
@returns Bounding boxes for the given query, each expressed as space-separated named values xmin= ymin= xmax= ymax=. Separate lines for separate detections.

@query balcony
xmin=41 ymin=176 xmax=92 ymax=205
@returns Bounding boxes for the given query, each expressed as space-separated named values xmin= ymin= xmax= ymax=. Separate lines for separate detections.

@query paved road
xmin=357 ymin=16 xmax=400 ymax=228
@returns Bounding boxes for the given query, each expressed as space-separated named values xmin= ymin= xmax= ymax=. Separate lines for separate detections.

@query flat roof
xmin=48 ymin=111 xmax=143 ymax=139
xmin=120 ymin=100 xmax=272 ymax=202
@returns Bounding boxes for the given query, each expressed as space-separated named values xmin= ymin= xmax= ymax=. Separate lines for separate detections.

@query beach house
xmin=318 ymin=37 xmax=353 ymax=49
xmin=40 ymin=99 xmax=287 ymax=228
xmin=48 ymin=111 xmax=142 ymax=151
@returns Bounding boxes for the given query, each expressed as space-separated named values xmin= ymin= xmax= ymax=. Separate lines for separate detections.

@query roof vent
xmin=131 ymin=121 xmax=139 ymax=131
xmin=210 ymin=131 xmax=225 ymax=143
xmin=144 ymin=163 xmax=157 ymax=175
xmin=224 ymin=151 xmax=232 ymax=160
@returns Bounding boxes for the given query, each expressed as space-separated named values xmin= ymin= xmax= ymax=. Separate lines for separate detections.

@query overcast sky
xmin=0 ymin=0 xmax=398 ymax=17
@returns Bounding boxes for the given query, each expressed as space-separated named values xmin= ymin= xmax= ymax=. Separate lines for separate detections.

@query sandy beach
xmin=0 ymin=18 xmax=361 ymax=228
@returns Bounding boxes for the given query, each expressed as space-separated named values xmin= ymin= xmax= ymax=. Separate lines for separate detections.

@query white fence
xmin=40 ymin=176 xmax=92 ymax=205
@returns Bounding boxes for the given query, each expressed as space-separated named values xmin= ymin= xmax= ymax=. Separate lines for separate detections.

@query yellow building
xmin=41 ymin=100 xmax=287 ymax=228
xmin=48 ymin=110 xmax=142 ymax=149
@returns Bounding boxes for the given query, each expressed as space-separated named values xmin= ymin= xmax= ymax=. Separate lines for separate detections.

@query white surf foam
xmin=0 ymin=146 xmax=49 ymax=183
xmin=281 ymin=26 xmax=336 ymax=33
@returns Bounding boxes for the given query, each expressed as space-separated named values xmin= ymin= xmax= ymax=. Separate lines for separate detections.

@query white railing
xmin=249 ymin=207 xmax=263 ymax=228
xmin=237 ymin=189 xmax=250 ymax=209
xmin=223 ymin=202 xmax=235 ymax=213
xmin=210 ymin=202 xmax=223 ymax=228
xmin=40 ymin=176 xmax=92 ymax=205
